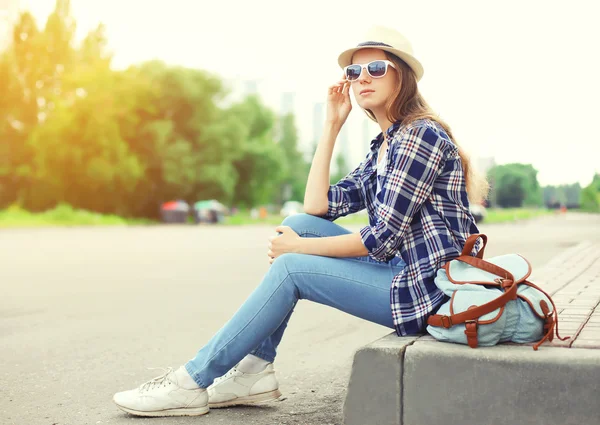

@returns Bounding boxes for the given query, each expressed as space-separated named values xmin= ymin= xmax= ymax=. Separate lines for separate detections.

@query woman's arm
xmin=303 ymin=122 xmax=341 ymax=215
xmin=304 ymin=122 xmax=370 ymax=221
xmin=297 ymin=232 xmax=369 ymax=258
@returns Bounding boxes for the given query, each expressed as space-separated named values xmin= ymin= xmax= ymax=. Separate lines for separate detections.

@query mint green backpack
xmin=426 ymin=234 xmax=570 ymax=350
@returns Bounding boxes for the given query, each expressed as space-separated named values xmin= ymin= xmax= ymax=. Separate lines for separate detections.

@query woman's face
xmin=349 ymin=48 xmax=399 ymax=113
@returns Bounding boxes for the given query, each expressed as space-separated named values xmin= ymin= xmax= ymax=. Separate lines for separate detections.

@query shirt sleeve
xmin=320 ymin=153 xmax=370 ymax=221
xmin=359 ymin=123 xmax=452 ymax=262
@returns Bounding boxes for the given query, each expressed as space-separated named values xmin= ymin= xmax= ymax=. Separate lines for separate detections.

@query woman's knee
xmin=273 ymin=253 xmax=326 ymax=300
xmin=281 ymin=213 xmax=328 ymax=235
xmin=271 ymin=253 xmax=302 ymax=276
xmin=266 ymin=253 xmax=302 ymax=296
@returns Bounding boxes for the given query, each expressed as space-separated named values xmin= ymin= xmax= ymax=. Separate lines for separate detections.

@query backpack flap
xmin=427 ymin=286 xmax=510 ymax=346
xmin=433 ymin=253 xmax=531 ymax=298
xmin=446 ymin=253 xmax=531 ymax=285
xmin=512 ymin=285 xmax=552 ymax=343
xmin=517 ymin=284 xmax=553 ymax=319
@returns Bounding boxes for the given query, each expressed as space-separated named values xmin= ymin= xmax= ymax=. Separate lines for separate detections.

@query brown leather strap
xmin=540 ymin=301 xmax=555 ymax=342
xmin=461 ymin=234 xmax=487 ymax=258
xmin=455 ymin=255 xmax=515 ymax=282
xmin=533 ymin=299 xmax=556 ymax=350
xmin=522 ymin=280 xmax=571 ymax=349
xmin=427 ymin=281 xmax=518 ymax=328
xmin=464 ymin=306 xmax=479 ymax=348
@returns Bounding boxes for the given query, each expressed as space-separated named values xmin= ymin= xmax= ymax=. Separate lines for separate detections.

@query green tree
xmin=0 ymin=0 xmax=79 ymax=209
xmin=331 ymin=152 xmax=348 ymax=184
xmin=229 ymin=95 xmax=285 ymax=208
xmin=581 ymin=173 xmax=600 ymax=212
xmin=278 ymin=113 xmax=307 ymax=203
xmin=124 ymin=61 xmax=237 ymax=216
xmin=488 ymin=163 xmax=542 ymax=208
xmin=0 ymin=0 xmax=289 ymax=218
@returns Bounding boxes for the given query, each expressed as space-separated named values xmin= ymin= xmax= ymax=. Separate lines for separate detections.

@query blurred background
xmin=0 ymin=0 xmax=599 ymax=227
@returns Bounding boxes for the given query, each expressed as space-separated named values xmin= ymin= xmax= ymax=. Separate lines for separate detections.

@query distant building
xmin=280 ymin=91 xmax=295 ymax=116
xmin=272 ymin=91 xmax=295 ymax=142
xmin=338 ymin=123 xmax=352 ymax=172
xmin=476 ymin=156 xmax=496 ymax=177
xmin=243 ymin=79 xmax=258 ymax=96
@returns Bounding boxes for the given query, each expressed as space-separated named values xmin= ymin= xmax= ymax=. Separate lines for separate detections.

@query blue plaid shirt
xmin=321 ymin=118 xmax=481 ymax=336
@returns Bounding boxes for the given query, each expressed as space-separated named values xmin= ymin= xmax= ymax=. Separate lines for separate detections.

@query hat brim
xmin=338 ymin=47 xmax=424 ymax=82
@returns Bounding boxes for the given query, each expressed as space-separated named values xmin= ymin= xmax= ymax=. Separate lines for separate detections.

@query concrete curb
xmin=343 ymin=334 xmax=419 ymax=425
xmin=404 ymin=339 xmax=600 ymax=425
xmin=343 ymin=241 xmax=600 ymax=425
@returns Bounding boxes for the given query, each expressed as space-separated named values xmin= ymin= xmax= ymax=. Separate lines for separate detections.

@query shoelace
xmin=212 ymin=367 xmax=238 ymax=384
xmin=139 ymin=367 xmax=175 ymax=392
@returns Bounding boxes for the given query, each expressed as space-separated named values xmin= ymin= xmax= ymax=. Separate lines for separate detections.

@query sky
xmin=11 ymin=0 xmax=600 ymax=187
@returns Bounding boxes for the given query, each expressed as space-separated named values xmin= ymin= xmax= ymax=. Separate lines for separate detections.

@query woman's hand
xmin=325 ymin=73 xmax=352 ymax=127
xmin=267 ymin=226 xmax=301 ymax=265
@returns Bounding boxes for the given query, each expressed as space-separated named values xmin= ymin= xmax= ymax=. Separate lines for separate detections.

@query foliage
xmin=0 ymin=1 xmax=306 ymax=218
xmin=487 ymin=163 xmax=542 ymax=208
xmin=580 ymin=173 xmax=600 ymax=212
xmin=0 ymin=203 xmax=153 ymax=227
xmin=278 ymin=113 xmax=307 ymax=203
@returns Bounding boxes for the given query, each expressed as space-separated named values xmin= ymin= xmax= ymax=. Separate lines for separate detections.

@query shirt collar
xmin=369 ymin=121 xmax=403 ymax=153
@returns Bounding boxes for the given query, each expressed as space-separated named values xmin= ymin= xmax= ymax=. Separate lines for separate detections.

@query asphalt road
xmin=1 ymin=212 xmax=599 ymax=425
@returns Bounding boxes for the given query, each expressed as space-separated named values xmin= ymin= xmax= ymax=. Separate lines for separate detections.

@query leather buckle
xmin=464 ymin=320 xmax=479 ymax=338
xmin=464 ymin=319 xmax=479 ymax=348
xmin=465 ymin=319 xmax=478 ymax=331
xmin=440 ymin=315 xmax=453 ymax=329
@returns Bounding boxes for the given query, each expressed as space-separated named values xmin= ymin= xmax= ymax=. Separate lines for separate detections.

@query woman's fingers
xmin=341 ymin=81 xmax=349 ymax=95
xmin=329 ymin=80 xmax=348 ymax=93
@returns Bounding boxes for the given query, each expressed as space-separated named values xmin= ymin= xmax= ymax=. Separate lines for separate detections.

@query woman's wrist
xmin=324 ymin=119 xmax=343 ymax=132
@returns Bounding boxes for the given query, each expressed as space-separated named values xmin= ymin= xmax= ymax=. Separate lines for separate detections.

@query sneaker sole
xmin=208 ymin=389 xmax=282 ymax=408
xmin=114 ymin=403 xmax=209 ymax=417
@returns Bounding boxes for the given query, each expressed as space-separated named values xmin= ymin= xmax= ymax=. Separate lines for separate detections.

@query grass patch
xmin=223 ymin=208 xmax=558 ymax=226
xmin=484 ymin=208 xmax=556 ymax=223
xmin=0 ymin=205 xmax=560 ymax=229
xmin=0 ymin=204 xmax=153 ymax=228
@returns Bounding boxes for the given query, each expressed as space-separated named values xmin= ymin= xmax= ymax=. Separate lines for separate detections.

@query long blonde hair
xmin=363 ymin=52 xmax=490 ymax=205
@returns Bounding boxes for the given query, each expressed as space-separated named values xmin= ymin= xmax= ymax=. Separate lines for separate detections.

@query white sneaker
xmin=208 ymin=363 xmax=281 ymax=408
xmin=113 ymin=367 xmax=209 ymax=417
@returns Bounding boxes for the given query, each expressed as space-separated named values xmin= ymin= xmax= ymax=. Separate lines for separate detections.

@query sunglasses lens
xmin=368 ymin=61 xmax=387 ymax=78
xmin=345 ymin=65 xmax=361 ymax=80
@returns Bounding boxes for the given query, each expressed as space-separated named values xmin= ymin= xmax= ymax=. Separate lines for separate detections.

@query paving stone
xmin=560 ymin=308 xmax=593 ymax=316
xmin=578 ymin=329 xmax=600 ymax=339
xmin=556 ymin=326 xmax=582 ymax=334
xmin=557 ymin=315 xmax=588 ymax=321
xmin=571 ymin=340 xmax=600 ymax=348
xmin=568 ymin=300 xmax=599 ymax=307
xmin=588 ymin=315 xmax=600 ymax=323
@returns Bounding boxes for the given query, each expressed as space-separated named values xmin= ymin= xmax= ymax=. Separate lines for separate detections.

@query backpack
xmin=426 ymin=234 xmax=570 ymax=350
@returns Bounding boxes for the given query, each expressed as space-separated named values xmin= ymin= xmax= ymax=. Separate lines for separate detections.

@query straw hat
xmin=337 ymin=25 xmax=424 ymax=82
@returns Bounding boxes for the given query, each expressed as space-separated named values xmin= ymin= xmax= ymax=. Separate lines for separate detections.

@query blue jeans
xmin=185 ymin=213 xmax=407 ymax=388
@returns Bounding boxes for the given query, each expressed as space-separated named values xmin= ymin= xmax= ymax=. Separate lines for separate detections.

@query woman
xmin=113 ymin=25 xmax=489 ymax=417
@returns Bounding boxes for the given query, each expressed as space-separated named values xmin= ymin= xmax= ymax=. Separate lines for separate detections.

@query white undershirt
xmin=376 ymin=144 xmax=387 ymax=197
xmin=377 ymin=144 xmax=388 ymax=174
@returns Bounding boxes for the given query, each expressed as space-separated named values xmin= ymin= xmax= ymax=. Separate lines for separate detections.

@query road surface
xmin=1 ymin=212 xmax=599 ymax=425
